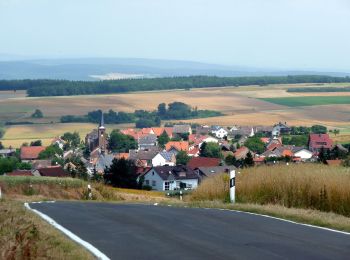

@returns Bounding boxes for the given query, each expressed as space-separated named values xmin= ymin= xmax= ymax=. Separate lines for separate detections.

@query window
xmin=145 ymin=180 xmax=149 ymax=185
xmin=164 ymin=181 xmax=170 ymax=190
xmin=152 ymin=180 xmax=156 ymax=187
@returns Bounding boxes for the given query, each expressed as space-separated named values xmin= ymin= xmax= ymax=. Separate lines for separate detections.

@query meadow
xmin=260 ymin=96 xmax=350 ymax=107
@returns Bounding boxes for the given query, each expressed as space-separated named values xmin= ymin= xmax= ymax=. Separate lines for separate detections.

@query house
xmin=129 ymin=147 xmax=161 ymax=167
xmin=0 ymin=148 xmax=16 ymax=158
xmin=51 ymin=137 xmax=66 ymax=150
xmin=195 ymin=166 xmax=236 ymax=181
xmin=272 ymin=122 xmax=291 ymax=137
xmin=189 ymin=134 xmax=218 ymax=147
xmin=32 ymin=159 xmax=52 ymax=169
xmin=85 ymin=111 xmax=108 ymax=153
xmin=34 ymin=166 xmax=69 ymax=177
xmin=94 ymin=153 xmax=116 ymax=174
xmin=230 ymin=126 xmax=254 ymax=138
xmin=308 ymin=133 xmax=333 ymax=153
xmin=196 ymin=125 xmax=211 ymax=135
xmin=173 ymin=124 xmax=192 ymax=138
xmin=253 ymin=157 xmax=265 ymax=166
xmin=262 ymin=146 xmax=294 ymax=158
xmin=5 ymin=170 xmax=33 ymax=176
xmin=152 ymin=151 xmax=176 ymax=166
xmin=165 ymin=141 xmax=189 ymax=153
xmin=233 ymin=146 xmax=250 ymax=160
xmin=20 ymin=146 xmax=46 ymax=161
xmin=187 ymin=157 xmax=221 ymax=170
xmin=138 ymin=134 xmax=158 ymax=150
xmin=141 ymin=165 xmax=199 ymax=191
xmin=266 ymin=138 xmax=283 ymax=151
xmin=211 ymin=126 xmax=228 ymax=139
xmin=292 ymin=147 xmax=313 ymax=161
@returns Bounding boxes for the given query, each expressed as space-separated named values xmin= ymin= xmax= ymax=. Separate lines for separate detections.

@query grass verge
xmin=0 ymin=199 xmax=94 ymax=259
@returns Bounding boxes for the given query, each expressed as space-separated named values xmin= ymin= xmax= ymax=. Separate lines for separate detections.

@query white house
xmin=151 ymin=151 xmax=176 ymax=167
xmin=212 ymin=127 xmax=228 ymax=139
xmin=293 ymin=148 xmax=313 ymax=161
xmin=141 ymin=165 xmax=199 ymax=191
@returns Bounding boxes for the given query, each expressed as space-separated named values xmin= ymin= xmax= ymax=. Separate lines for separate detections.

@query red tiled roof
xmin=37 ymin=166 xmax=69 ymax=177
xmin=115 ymin=153 xmax=129 ymax=160
xmin=260 ymin=137 xmax=270 ymax=144
xmin=164 ymin=127 xmax=173 ymax=138
xmin=20 ymin=146 xmax=46 ymax=160
xmin=233 ymin=146 xmax=250 ymax=159
xmin=6 ymin=170 xmax=33 ymax=176
xmin=309 ymin=134 xmax=333 ymax=149
xmin=187 ymin=157 xmax=221 ymax=170
xmin=165 ymin=141 xmax=189 ymax=152
xmin=151 ymin=127 xmax=165 ymax=136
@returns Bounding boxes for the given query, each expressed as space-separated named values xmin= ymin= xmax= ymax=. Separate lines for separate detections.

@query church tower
xmin=98 ymin=110 xmax=107 ymax=153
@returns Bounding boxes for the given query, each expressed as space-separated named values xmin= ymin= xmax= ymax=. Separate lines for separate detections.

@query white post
xmin=230 ymin=170 xmax=235 ymax=203
xmin=179 ymin=190 xmax=183 ymax=201
xmin=87 ymin=184 xmax=92 ymax=200
xmin=0 ymin=186 xmax=2 ymax=199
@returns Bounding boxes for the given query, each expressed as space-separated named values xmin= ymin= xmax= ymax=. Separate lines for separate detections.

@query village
xmin=0 ymin=110 xmax=347 ymax=192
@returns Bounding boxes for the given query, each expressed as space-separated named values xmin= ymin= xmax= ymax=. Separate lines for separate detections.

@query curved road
xmin=30 ymin=202 xmax=350 ymax=260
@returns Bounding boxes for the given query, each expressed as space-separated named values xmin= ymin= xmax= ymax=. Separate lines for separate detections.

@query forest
xmin=0 ymin=75 xmax=350 ymax=96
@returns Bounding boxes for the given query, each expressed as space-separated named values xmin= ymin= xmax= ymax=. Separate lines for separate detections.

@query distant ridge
xmin=0 ymin=57 xmax=349 ymax=80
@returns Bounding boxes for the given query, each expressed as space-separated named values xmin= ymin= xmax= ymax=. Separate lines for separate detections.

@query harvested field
xmin=0 ymin=123 xmax=133 ymax=148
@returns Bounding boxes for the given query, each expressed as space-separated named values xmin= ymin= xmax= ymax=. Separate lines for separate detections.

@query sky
xmin=0 ymin=0 xmax=350 ymax=71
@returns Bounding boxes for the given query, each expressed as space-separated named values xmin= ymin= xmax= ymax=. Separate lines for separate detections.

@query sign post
xmin=229 ymin=170 xmax=235 ymax=203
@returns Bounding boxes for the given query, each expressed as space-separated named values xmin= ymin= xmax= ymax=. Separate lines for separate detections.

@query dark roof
xmin=138 ymin=134 xmax=157 ymax=145
xmin=95 ymin=154 xmax=115 ymax=172
xmin=37 ymin=167 xmax=69 ymax=177
xmin=129 ymin=147 xmax=160 ymax=161
xmin=173 ymin=125 xmax=191 ymax=134
xmin=197 ymin=166 xmax=236 ymax=177
xmin=187 ymin=157 xmax=221 ymax=170
xmin=149 ymin=165 xmax=199 ymax=180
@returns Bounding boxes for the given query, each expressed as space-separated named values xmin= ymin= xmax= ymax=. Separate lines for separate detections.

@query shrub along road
xmin=29 ymin=202 xmax=350 ymax=260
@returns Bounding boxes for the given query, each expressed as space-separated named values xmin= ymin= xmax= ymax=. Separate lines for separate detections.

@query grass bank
xmin=187 ymin=164 xmax=350 ymax=232
xmin=0 ymin=199 xmax=94 ymax=259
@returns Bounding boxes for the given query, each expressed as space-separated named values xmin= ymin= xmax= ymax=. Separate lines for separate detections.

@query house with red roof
xmin=165 ymin=141 xmax=189 ymax=153
xmin=20 ymin=146 xmax=46 ymax=161
xmin=308 ymin=134 xmax=333 ymax=153
xmin=187 ymin=157 xmax=221 ymax=170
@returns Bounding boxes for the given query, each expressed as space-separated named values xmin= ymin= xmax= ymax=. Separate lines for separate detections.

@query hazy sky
xmin=1 ymin=0 xmax=350 ymax=71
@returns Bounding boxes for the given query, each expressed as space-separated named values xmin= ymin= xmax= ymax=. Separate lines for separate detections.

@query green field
xmin=261 ymin=96 xmax=350 ymax=107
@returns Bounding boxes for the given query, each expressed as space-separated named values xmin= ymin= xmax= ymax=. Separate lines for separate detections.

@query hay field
xmin=1 ymin=123 xmax=133 ymax=148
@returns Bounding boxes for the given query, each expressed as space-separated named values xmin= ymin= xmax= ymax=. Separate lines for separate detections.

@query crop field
xmin=260 ymin=96 xmax=350 ymax=107
xmin=1 ymin=83 xmax=350 ymax=146
xmin=0 ymin=123 xmax=133 ymax=148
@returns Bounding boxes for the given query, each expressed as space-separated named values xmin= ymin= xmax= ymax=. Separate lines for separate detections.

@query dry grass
xmin=190 ymin=164 xmax=350 ymax=217
xmin=0 ymin=199 xmax=94 ymax=259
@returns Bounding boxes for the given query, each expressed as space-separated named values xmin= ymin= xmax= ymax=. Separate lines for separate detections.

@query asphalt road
xmin=30 ymin=202 xmax=350 ymax=260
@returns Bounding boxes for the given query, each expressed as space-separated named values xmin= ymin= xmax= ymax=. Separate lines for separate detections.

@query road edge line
xmin=24 ymin=202 xmax=110 ymax=260
xmin=208 ymin=207 xmax=350 ymax=236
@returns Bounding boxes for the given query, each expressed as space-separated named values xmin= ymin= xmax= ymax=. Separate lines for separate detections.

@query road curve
xmin=29 ymin=202 xmax=350 ymax=260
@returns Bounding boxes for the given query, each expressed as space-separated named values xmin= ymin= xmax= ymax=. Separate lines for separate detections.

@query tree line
xmin=61 ymin=102 xmax=222 ymax=128
xmin=1 ymin=75 xmax=350 ymax=96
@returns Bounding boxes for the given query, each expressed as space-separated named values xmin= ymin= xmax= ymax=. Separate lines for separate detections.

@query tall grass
xmin=0 ymin=176 xmax=85 ymax=188
xmin=190 ymin=164 xmax=350 ymax=217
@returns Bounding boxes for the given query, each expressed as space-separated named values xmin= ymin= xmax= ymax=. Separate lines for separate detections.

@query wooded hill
xmin=1 ymin=75 xmax=350 ymax=97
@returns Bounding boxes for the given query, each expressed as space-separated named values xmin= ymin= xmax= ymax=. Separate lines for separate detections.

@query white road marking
xmin=24 ymin=202 xmax=110 ymax=260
